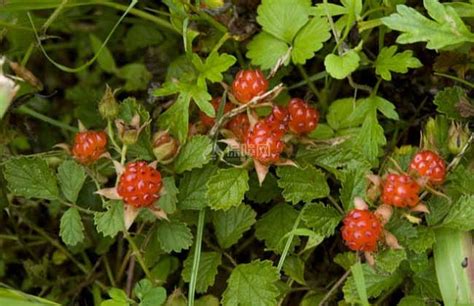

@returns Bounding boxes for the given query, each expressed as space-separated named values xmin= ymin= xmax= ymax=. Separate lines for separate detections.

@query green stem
xmin=103 ymin=255 xmax=116 ymax=287
xmin=434 ymin=72 xmax=474 ymax=89
xmin=123 ymin=232 xmax=155 ymax=283
xmin=16 ymin=105 xmax=78 ymax=132
xmin=296 ymin=65 xmax=325 ymax=110
xmin=188 ymin=209 xmax=206 ymax=306
xmin=107 ymin=119 xmax=121 ymax=152
xmin=120 ymin=145 xmax=128 ymax=165
xmin=287 ymin=71 xmax=327 ymax=90
xmin=277 ymin=211 xmax=302 ymax=273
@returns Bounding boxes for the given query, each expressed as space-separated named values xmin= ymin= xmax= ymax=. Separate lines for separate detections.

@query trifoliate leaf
xmin=156 ymin=221 xmax=193 ymax=253
xmin=193 ymin=52 xmax=236 ymax=84
xmin=174 ymin=136 xmax=212 ymax=173
xmin=177 ymin=165 xmax=217 ymax=210
xmin=134 ymin=279 xmax=167 ymax=306
xmin=60 ymin=207 xmax=85 ymax=246
xmin=246 ymin=172 xmax=281 ymax=204
xmin=301 ymin=203 xmax=342 ymax=237
xmin=117 ymin=63 xmax=152 ymax=92
xmin=441 ymin=195 xmax=474 ymax=231
xmin=255 ymin=203 xmax=300 ymax=254
xmin=277 ymin=165 xmax=329 ymax=204
xmin=381 ymin=0 xmax=474 ymax=50
xmin=282 ymin=256 xmax=306 ymax=285
xmin=57 ymin=160 xmax=86 ymax=203
xmin=4 ymin=157 xmax=59 ymax=200
xmin=324 ymin=50 xmax=360 ymax=79
xmin=433 ymin=86 xmax=468 ymax=120
xmin=211 ymin=204 xmax=257 ymax=249
xmin=182 ymin=252 xmax=222 ymax=293
xmin=375 ymin=249 xmax=407 ymax=273
xmin=206 ymin=168 xmax=249 ymax=210
xmin=246 ymin=32 xmax=290 ymax=70
xmin=374 ymin=46 xmax=422 ymax=81
xmin=89 ymin=34 xmax=117 ymax=73
xmin=222 ymin=260 xmax=279 ymax=306
xmin=157 ymin=92 xmax=190 ymax=143
xmin=157 ymin=177 xmax=178 ymax=214
xmin=94 ymin=201 xmax=125 ymax=238
xmin=292 ymin=16 xmax=331 ymax=64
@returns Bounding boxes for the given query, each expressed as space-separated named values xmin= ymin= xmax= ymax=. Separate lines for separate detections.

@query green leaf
xmin=256 ymin=0 xmax=312 ymax=43
xmin=101 ymin=288 xmax=129 ymax=306
xmin=211 ymin=204 xmax=257 ymax=249
xmin=408 ymin=227 xmax=436 ymax=254
xmin=125 ymin=24 xmax=163 ymax=52
xmin=374 ymin=46 xmax=422 ymax=81
xmin=339 ymin=163 xmax=370 ymax=210
xmin=381 ymin=0 xmax=474 ymax=50
xmin=397 ymin=295 xmax=426 ymax=306
xmin=186 ymin=83 xmax=213 ymax=116
xmin=277 ymin=165 xmax=329 ymax=204
xmin=301 ymin=203 xmax=341 ymax=237
xmin=156 ymin=220 xmax=193 ymax=253
xmin=60 ymin=207 xmax=85 ymax=246
xmin=246 ymin=32 xmax=290 ymax=70
xmin=326 ymin=98 xmax=364 ymax=130
xmin=246 ymin=172 xmax=281 ymax=204
xmin=158 ymin=93 xmax=190 ymax=143
xmin=117 ymin=63 xmax=152 ymax=92
xmin=194 ymin=52 xmax=237 ymax=84
xmin=4 ymin=157 xmax=59 ymax=200
xmin=292 ymin=16 xmax=331 ymax=64
xmin=334 ymin=252 xmax=358 ymax=270
xmin=433 ymin=86 xmax=468 ymax=120
xmin=350 ymin=262 xmax=369 ymax=306
xmin=177 ymin=165 xmax=217 ymax=210
xmin=222 ymin=260 xmax=279 ymax=306
xmin=134 ymin=279 xmax=167 ymax=306
xmin=157 ymin=177 xmax=178 ymax=214
xmin=94 ymin=201 xmax=125 ymax=238
xmin=182 ymin=252 xmax=222 ymax=293
xmin=206 ymin=168 xmax=249 ymax=210
xmin=355 ymin=102 xmax=385 ymax=164
xmin=255 ymin=203 xmax=300 ymax=254
xmin=57 ymin=160 xmax=86 ymax=203
xmin=195 ymin=295 xmax=219 ymax=306
xmin=375 ymin=249 xmax=407 ymax=273
xmin=282 ymin=256 xmax=306 ymax=285
xmin=90 ymin=34 xmax=117 ymax=73
xmin=324 ymin=50 xmax=360 ymax=79
xmin=441 ymin=195 xmax=474 ymax=231
xmin=174 ymin=136 xmax=212 ymax=173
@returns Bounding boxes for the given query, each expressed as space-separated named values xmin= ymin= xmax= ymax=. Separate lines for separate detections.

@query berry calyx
xmin=117 ymin=161 xmax=163 ymax=208
xmin=408 ymin=150 xmax=446 ymax=185
xmin=341 ymin=209 xmax=382 ymax=252
xmin=199 ymin=97 xmax=234 ymax=127
xmin=227 ymin=113 xmax=250 ymax=142
xmin=287 ymin=98 xmax=319 ymax=134
xmin=231 ymin=69 xmax=269 ymax=104
xmin=381 ymin=173 xmax=421 ymax=208
xmin=72 ymin=130 xmax=108 ymax=165
xmin=244 ymin=121 xmax=284 ymax=164
xmin=264 ymin=105 xmax=289 ymax=137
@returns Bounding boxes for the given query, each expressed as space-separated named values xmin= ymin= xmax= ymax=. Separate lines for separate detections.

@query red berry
xmin=264 ymin=105 xmax=289 ymax=137
xmin=287 ymin=98 xmax=319 ymax=134
xmin=227 ymin=113 xmax=250 ymax=142
xmin=341 ymin=209 xmax=383 ymax=252
xmin=381 ymin=173 xmax=421 ymax=208
xmin=231 ymin=69 xmax=269 ymax=104
xmin=199 ymin=97 xmax=234 ymax=127
xmin=409 ymin=150 xmax=446 ymax=185
xmin=72 ymin=131 xmax=108 ymax=165
xmin=244 ymin=121 xmax=284 ymax=164
xmin=117 ymin=161 xmax=163 ymax=208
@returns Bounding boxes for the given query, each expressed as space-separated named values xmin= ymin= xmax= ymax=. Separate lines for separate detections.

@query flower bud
xmin=152 ymin=131 xmax=179 ymax=164
xmin=448 ymin=122 xmax=470 ymax=155
xmin=115 ymin=114 xmax=147 ymax=146
xmin=99 ymin=85 xmax=119 ymax=120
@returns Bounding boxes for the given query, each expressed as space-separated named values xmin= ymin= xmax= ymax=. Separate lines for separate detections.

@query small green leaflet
xmin=381 ymin=0 xmax=474 ymax=50
xmin=117 ymin=63 xmax=152 ymax=92
xmin=90 ymin=34 xmax=117 ymax=73
xmin=375 ymin=46 xmax=422 ymax=81
xmin=156 ymin=91 xmax=191 ymax=143
xmin=94 ymin=201 xmax=125 ymax=238
xmin=441 ymin=195 xmax=474 ymax=231
xmin=324 ymin=50 xmax=360 ymax=80
xmin=173 ymin=136 xmax=212 ymax=174
xmin=57 ymin=160 xmax=86 ymax=203
xmin=191 ymin=52 xmax=236 ymax=85
xmin=301 ymin=203 xmax=341 ymax=237
xmin=433 ymin=86 xmax=468 ymax=120
xmin=177 ymin=165 xmax=217 ymax=210
xmin=4 ymin=157 xmax=59 ymax=200
xmin=134 ymin=279 xmax=166 ymax=306
xmin=101 ymin=288 xmax=129 ymax=306
xmin=283 ymin=256 xmax=306 ymax=285
xmin=374 ymin=249 xmax=407 ymax=273
xmin=182 ymin=252 xmax=222 ymax=293
xmin=246 ymin=172 xmax=281 ymax=204
xmin=60 ymin=207 xmax=85 ymax=246
xmin=206 ymin=168 xmax=249 ymax=210
xmin=157 ymin=177 xmax=178 ymax=214
xmin=156 ymin=220 xmax=193 ymax=253
xmin=277 ymin=165 xmax=329 ymax=204
xmin=211 ymin=204 xmax=257 ymax=249
xmin=222 ymin=260 xmax=280 ymax=306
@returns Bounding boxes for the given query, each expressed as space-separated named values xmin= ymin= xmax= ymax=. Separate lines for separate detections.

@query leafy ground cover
xmin=0 ymin=0 xmax=473 ymax=305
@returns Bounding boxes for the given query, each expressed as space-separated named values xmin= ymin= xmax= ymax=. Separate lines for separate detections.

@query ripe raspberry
xmin=287 ymin=98 xmax=319 ymax=134
xmin=244 ymin=121 xmax=284 ymax=164
xmin=409 ymin=150 xmax=446 ymax=185
xmin=199 ymin=97 xmax=234 ymax=127
xmin=341 ymin=209 xmax=383 ymax=252
xmin=264 ymin=105 xmax=289 ymax=137
xmin=72 ymin=131 xmax=108 ymax=164
xmin=381 ymin=173 xmax=421 ymax=208
xmin=231 ymin=69 xmax=269 ymax=103
xmin=117 ymin=161 xmax=163 ymax=208
xmin=227 ymin=113 xmax=250 ymax=142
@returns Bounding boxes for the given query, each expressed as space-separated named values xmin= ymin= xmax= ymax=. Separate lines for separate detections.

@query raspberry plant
xmin=0 ymin=0 xmax=473 ymax=305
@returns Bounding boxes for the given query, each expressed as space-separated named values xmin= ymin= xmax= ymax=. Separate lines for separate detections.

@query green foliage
xmin=211 ymin=204 xmax=256 ymax=249
xmin=182 ymin=252 xmax=222 ymax=293
xmin=374 ymin=46 xmax=422 ymax=80
xmin=177 ymin=165 xmax=217 ymax=210
xmin=94 ymin=201 xmax=125 ymax=238
xmin=60 ymin=207 xmax=85 ymax=246
xmin=134 ymin=279 xmax=167 ymax=306
xmin=156 ymin=221 xmax=193 ymax=253
xmin=301 ymin=203 xmax=341 ymax=237
xmin=324 ymin=50 xmax=360 ymax=80
xmin=276 ymin=165 xmax=329 ymax=204
xmin=441 ymin=195 xmax=474 ymax=231
xmin=57 ymin=160 xmax=86 ymax=203
xmin=157 ymin=177 xmax=179 ymax=214
xmin=433 ymin=86 xmax=468 ymax=120
xmin=173 ymin=136 xmax=212 ymax=173
xmin=206 ymin=168 xmax=249 ymax=210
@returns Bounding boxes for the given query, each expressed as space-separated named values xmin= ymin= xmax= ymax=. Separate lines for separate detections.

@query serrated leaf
xmin=277 ymin=165 xmax=329 ymax=204
xmin=211 ymin=204 xmax=256 ymax=249
xmin=177 ymin=165 xmax=217 ymax=210
xmin=381 ymin=0 xmax=474 ymax=50
xmin=187 ymin=83 xmax=213 ymax=116
xmin=157 ymin=177 xmax=178 ymax=214
xmin=301 ymin=203 xmax=341 ymax=237
xmin=255 ymin=203 xmax=300 ymax=254
xmin=4 ymin=157 xmax=59 ymax=200
xmin=433 ymin=86 xmax=468 ymax=120
xmin=90 ymin=34 xmax=117 ymax=73
xmin=57 ymin=160 xmax=86 ymax=203
xmin=117 ymin=63 xmax=152 ymax=92
xmin=334 ymin=252 xmax=358 ymax=270
xmin=158 ymin=93 xmax=190 ymax=143
xmin=182 ymin=252 xmax=222 ymax=293
xmin=156 ymin=221 xmax=193 ymax=253
xmin=292 ymin=16 xmax=331 ymax=64
xmin=282 ymin=256 xmax=306 ymax=285
xmin=339 ymin=163 xmax=370 ymax=210
xmin=222 ymin=260 xmax=279 ymax=306
xmin=134 ymin=279 xmax=166 ymax=306
xmin=194 ymin=52 xmax=236 ymax=84
xmin=375 ymin=249 xmax=407 ymax=273
xmin=374 ymin=46 xmax=422 ymax=81
xmin=246 ymin=32 xmax=290 ymax=70
xmin=60 ymin=207 xmax=85 ymax=246
xmin=94 ymin=201 xmax=125 ymax=238
xmin=324 ymin=50 xmax=360 ymax=80
xmin=326 ymin=98 xmax=364 ymax=130
xmin=174 ymin=136 xmax=212 ymax=173
xmin=246 ymin=172 xmax=281 ymax=204
xmin=408 ymin=227 xmax=435 ymax=254
xmin=206 ymin=168 xmax=249 ymax=210
xmin=441 ymin=195 xmax=474 ymax=231
xmin=102 ymin=288 xmax=129 ymax=306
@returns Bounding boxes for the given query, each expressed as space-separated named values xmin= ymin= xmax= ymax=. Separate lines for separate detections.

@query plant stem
xmin=277 ymin=211 xmax=302 ymax=273
xmin=123 ymin=231 xmax=155 ymax=283
xmin=188 ymin=209 xmax=206 ymax=306
xmin=287 ymin=71 xmax=327 ymax=90
xmin=16 ymin=105 xmax=78 ymax=132
xmin=297 ymin=65 xmax=323 ymax=105
xmin=434 ymin=72 xmax=474 ymax=89
xmin=318 ymin=269 xmax=351 ymax=306
xmin=103 ymin=255 xmax=116 ymax=287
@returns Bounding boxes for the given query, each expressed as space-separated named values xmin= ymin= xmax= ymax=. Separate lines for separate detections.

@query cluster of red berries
xmin=341 ymin=150 xmax=447 ymax=252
